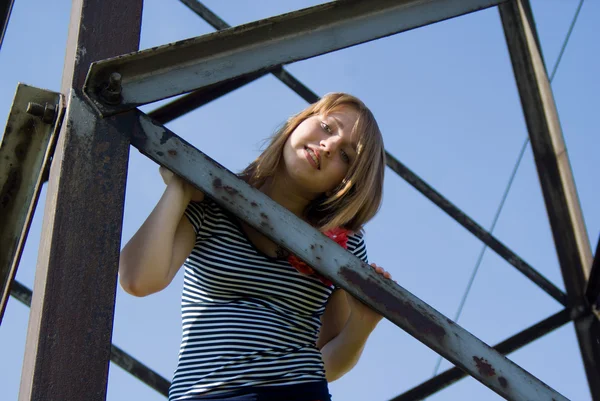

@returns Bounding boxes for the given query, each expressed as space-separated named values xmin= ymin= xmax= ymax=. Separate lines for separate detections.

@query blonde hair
xmin=241 ymin=93 xmax=385 ymax=232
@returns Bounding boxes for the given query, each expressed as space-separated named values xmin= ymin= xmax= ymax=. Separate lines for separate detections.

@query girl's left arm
xmin=317 ymin=263 xmax=392 ymax=382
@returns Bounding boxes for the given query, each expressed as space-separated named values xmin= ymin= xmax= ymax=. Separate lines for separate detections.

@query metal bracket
xmin=0 ymin=83 xmax=64 ymax=324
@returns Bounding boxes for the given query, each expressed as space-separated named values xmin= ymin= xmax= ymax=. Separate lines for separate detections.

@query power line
xmin=431 ymin=0 xmax=586 ymax=378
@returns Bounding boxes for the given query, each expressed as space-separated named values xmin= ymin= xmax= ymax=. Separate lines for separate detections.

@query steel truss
xmin=0 ymin=0 xmax=598 ymax=400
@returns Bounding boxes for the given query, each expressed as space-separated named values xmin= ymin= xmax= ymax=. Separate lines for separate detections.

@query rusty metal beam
xmin=0 ymin=85 xmax=63 ymax=325
xmin=499 ymin=0 xmax=600 ymax=399
xmin=104 ymin=107 xmax=568 ymax=400
xmin=84 ymin=0 xmax=506 ymax=116
xmin=390 ymin=308 xmax=573 ymax=400
xmin=18 ymin=0 xmax=143 ymax=399
xmin=0 ymin=0 xmax=14 ymax=50
xmin=10 ymin=280 xmax=171 ymax=397
xmin=149 ymin=1 xmax=319 ymax=124
xmin=153 ymin=3 xmax=568 ymax=310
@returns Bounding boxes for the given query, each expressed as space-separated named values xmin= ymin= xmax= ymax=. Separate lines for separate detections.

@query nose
xmin=320 ymin=136 xmax=340 ymax=157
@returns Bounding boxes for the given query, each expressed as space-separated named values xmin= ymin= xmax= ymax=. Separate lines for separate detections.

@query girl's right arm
xmin=119 ymin=167 xmax=203 ymax=297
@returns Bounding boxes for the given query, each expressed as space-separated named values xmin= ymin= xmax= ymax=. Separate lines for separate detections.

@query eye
xmin=340 ymin=149 xmax=351 ymax=164
xmin=320 ymin=121 xmax=333 ymax=134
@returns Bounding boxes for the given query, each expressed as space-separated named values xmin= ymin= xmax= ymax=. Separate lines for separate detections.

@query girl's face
xmin=281 ymin=106 xmax=359 ymax=197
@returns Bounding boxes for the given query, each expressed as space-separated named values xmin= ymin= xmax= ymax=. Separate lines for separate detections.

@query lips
xmin=305 ymin=147 xmax=320 ymax=170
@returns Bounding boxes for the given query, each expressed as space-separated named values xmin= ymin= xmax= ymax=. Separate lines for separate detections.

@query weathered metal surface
xmin=499 ymin=1 xmax=599 ymax=398
xmin=10 ymin=280 xmax=171 ymax=397
xmin=19 ymin=90 xmax=135 ymax=401
xmin=117 ymin=109 xmax=568 ymax=400
xmin=84 ymin=0 xmax=506 ymax=115
xmin=391 ymin=308 xmax=573 ymax=400
xmin=0 ymin=0 xmax=14 ymax=50
xmin=0 ymin=84 xmax=63 ymax=325
xmin=19 ymin=0 xmax=142 ymax=399
xmin=385 ymin=151 xmax=567 ymax=306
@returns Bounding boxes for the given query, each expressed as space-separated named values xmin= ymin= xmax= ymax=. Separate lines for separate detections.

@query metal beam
xmin=585 ymin=236 xmax=600 ymax=308
xmin=499 ymin=0 xmax=599 ymax=398
xmin=152 ymin=2 xmax=567 ymax=309
xmin=84 ymin=0 xmax=506 ymax=115
xmin=108 ymin=107 xmax=568 ymax=400
xmin=385 ymin=152 xmax=567 ymax=306
xmin=149 ymin=70 xmax=269 ymax=124
xmin=18 ymin=0 xmax=143 ymax=399
xmin=391 ymin=308 xmax=573 ymax=400
xmin=0 ymin=84 xmax=63 ymax=325
xmin=0 ymin=0 xmax=14 ymax=50
xmin=10 ymin=280 xmax=171 ymax=397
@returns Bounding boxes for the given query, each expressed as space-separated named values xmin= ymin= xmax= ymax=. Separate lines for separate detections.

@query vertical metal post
xmin=18 ymin=0 xmax=142 ymax=400
xmin=499 ymin=0 xmax=600 ymax=399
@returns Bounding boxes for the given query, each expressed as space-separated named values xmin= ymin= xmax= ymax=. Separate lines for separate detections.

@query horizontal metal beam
xmin=0 ymin=84 xmax=63 ymax=324
xmin=110 ymin=106 xmax=568 ymax=400
xmin=390 ymin=308 xmax=573 ymax=401
xmin=9 ymin=280 xmax=171 ymax=397
xmin=84 ymin=0 xmax=505 ymax=115
xmin=385 ymin=151 xmax=568 ymax=306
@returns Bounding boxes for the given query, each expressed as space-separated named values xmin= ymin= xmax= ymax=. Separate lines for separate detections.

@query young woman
xmin=119 ymin=93 xmax=392 ymax=400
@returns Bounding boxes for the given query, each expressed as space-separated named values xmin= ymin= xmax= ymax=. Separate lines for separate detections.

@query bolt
xmin=26 ymin=102 xmax=56 ymax=124
xmin=100 ymin=72 xmax=123 ymax=105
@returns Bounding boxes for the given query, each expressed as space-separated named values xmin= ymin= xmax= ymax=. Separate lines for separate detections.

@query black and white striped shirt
xmin=169 ymin=199 xmax=368 ymax=400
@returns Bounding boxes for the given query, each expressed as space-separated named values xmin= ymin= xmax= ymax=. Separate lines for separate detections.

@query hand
xmin=346 ymin=263 xmax=394 ymax=329
xmin=159 ymin=166 xmax=204 ymax=202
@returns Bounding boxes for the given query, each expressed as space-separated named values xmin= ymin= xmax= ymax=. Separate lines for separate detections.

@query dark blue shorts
xmin=184 ymin=381 xmax=331 ymax=401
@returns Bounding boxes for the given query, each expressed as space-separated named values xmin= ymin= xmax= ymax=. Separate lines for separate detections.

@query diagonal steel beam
xmin=585 ymin=235 xmax=600 ymax=308
xmin=9 ymin=280 xmax=171 ymax=397
xmin=0 ymin=0 xmax=14 ymax=50
xmin=152 ymin=3 xmax=568 ymax=309
xmin=84 ymin=0 xmax=506 ymax=116
xmin=385 ymin=152 xmax=567 ymax=306
xmin=105 ymin=104 xmax=568 ymax=400
xmin=390 ymin=308 xmax=574 ymax=400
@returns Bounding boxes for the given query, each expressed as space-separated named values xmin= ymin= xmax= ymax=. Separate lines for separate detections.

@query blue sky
xmin=1 ymin=1 xmax=598 ymax=400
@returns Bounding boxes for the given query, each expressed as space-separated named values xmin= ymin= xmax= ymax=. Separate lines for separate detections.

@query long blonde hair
xmin=241 ymin=93 xmax=385 ymax=232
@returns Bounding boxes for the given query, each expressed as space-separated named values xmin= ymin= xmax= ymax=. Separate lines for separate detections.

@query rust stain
xmin=498 ymin=377 xmax=508 ymax=388
xmin=340 ymin=266 xmax=446 ymax=341
xmin=168 ymin=149 xmax=177 ymax=156
xmin=473 ymin=357 xmax=496 ymax=377
xmin=224 ymin=186 xmax=238 ymax=196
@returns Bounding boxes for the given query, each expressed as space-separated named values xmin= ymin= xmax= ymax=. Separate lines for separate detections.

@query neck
xmin=258 ymin=175 xmax=315 ymax=218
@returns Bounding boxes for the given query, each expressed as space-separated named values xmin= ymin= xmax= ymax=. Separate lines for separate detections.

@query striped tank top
xmin=168 ymin=199 xmax=368 ymax=400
